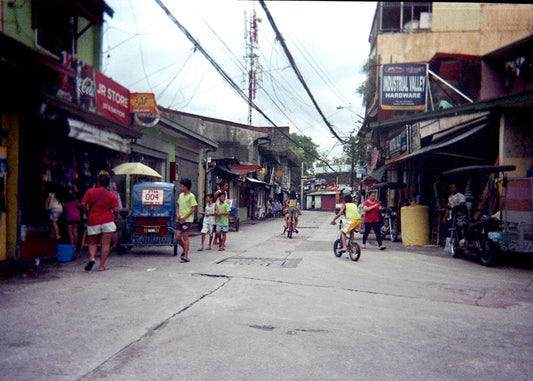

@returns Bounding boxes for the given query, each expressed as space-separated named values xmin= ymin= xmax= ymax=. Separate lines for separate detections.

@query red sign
xmin=95 ymin=71 xmax=130 ymax=125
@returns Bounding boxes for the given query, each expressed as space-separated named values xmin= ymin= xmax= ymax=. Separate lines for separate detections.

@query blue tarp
xmin=131 ymin=182 xmax=176 ymax=217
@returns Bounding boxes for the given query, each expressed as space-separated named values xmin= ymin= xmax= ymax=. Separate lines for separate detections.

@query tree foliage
xmin=289 ymin=133 xmax=320 ymax=189
xmin=356 ymin=56 xmax=377 ymax=110
xmin=342 ymin=129 xmax=368 ymax=166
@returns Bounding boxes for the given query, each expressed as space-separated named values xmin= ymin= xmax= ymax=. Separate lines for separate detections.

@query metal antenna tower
xmin=244 ymin=5 xmax=262 ymax=126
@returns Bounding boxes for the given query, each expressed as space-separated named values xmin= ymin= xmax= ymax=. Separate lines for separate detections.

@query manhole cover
xmin=217 ymin=257 xmax=301 ymax=268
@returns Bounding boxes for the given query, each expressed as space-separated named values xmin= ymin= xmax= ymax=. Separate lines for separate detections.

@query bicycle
xmin=286 ymin=211 xmax=295 ymax=238
xmin=333 ymin=219 xmax=361 ymax=261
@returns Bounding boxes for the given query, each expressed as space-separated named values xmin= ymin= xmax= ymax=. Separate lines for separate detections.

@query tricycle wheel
xmin=479 ymin=238 xmax=498 ymax=267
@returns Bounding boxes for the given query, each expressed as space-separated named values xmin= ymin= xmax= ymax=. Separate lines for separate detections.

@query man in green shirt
xmin=175 ymin=178 xmax=197 ymax=262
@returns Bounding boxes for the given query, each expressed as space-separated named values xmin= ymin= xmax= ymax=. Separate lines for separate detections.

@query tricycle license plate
xmin=488 ymin=231 xmax=502 ymax=240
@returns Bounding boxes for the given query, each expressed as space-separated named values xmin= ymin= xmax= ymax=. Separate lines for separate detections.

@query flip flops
xmin=180 ymin=258 xmax=190 ymax=263
xmin=84 ymin=261 xmax=95 ymax=271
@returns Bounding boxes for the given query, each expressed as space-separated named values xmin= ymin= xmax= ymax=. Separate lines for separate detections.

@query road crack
xmin=78 ymin=275 xmax=230 ymax=380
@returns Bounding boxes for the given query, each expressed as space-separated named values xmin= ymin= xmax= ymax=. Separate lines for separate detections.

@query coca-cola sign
xmin=57 ymin=54 xmax=130 ymax=126
xmin=76 ymin=61 xmax=96 ymax=112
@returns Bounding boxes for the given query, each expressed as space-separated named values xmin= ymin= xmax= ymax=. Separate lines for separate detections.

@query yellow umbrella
xmin=112 ymin=162 xmax=162 ymax=178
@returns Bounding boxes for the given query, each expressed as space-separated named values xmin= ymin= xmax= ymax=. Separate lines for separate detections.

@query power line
xmin=259 ymin=0 xmax=345 ymax=144
xmin=153 ymin=0 xmax=338 ymax=174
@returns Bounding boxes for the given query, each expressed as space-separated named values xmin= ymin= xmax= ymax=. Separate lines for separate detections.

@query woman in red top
xmin=362 ymin=190 xmax=386 ymax=250
xmin=81 ymin=173 xmax=119 ymax=271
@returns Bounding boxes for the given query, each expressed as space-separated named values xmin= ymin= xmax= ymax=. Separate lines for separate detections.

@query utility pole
xmin=244 ymin=6 xmax=261 ymax=126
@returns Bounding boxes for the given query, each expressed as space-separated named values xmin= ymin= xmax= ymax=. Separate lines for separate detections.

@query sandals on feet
xmin=84 ymin=261 xmax=95 ymax=271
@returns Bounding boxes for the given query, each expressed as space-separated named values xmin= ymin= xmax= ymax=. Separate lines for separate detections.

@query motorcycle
xmin=380 ymin=206 xmax=399 ymax=242
xmin=446 ymin=204 xmax=502 ymax=266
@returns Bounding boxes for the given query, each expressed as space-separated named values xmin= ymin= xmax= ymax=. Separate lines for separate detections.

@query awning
xmin=68 ymin=118 xmax=131 ymax=154
xmin=214 ymin=162 xmax=239 ymax=178
xmin=391 ymin=122 xmax=487 ymax=164
xmin=227 ymin=164 xmax=262 ymax=176
xmin=245 ymin=177 xmax=270 ymax=187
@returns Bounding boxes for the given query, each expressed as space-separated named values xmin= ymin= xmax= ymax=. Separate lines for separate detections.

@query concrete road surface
xmin=1 ymin=211 xmax=532 ymax=380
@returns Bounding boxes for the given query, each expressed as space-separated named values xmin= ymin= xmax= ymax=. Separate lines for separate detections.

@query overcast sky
xmin=102 ymin=0 xmax=377 ymax=159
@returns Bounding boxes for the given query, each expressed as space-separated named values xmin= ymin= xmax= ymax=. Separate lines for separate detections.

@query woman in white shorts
xmin=81 ymin=173 xmax=119 ymax=271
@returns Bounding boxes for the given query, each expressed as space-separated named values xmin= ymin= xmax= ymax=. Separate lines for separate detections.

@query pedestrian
xmin=331 ymin=194 xmax=361 ymax=252
xmin=273 ymin=199 xmax=281 ymax=218
xmin=215 ymin=192 xmax=231 ymax=251
xmin=362 ymin=190 xmax=386 ymax=250
xmin=214 ymin=180 xmax=229 ymax=201
xmin=81 ymin=172 xmax=119 ymax=271
xmin=62 ymin=185 xmax=82 ymax=250
xmin=213 ymin=180 xmax=229 ymax=245
xmin=198 ymin=193 xmax=215 ymax=251
xmin=175 ymin=178 xmax=197 ymax=263
xmin=45 ymin=183 xmax=63 ymax=241
xmin=442 ymin=183 xmax=466 ymax=224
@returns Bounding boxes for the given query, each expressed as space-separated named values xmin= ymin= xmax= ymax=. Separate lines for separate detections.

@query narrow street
xmin=1 ymin=210 xmax=532 ymax=381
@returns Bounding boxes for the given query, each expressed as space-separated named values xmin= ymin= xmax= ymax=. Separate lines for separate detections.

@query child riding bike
xmin=282 ymin=190 xmax=300 ymax=235
xmin=331 ymin=194 xmax=361 ymax=253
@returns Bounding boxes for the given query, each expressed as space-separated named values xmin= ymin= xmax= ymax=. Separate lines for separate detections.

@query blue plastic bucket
xmin=56 ymin=244 xmax=75 ymax=262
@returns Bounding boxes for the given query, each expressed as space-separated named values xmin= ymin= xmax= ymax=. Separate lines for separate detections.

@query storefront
xmin=0 ymin=33 xmax=142 ymax=260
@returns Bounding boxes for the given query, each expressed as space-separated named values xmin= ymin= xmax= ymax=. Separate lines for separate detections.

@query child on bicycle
xmin=331 ymin=194 xmax=361 ymax=253
xmin=282 ymin=190 xmax=299 ymax=235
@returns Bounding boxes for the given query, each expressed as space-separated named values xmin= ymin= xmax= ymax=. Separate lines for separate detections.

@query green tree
xmin=342 ymin=128 xmax=368 ymax=188
xmin=289 ymin=133 xmax=320 ymax=189
xmin=356 ymin=56 xmax=377 ymax=110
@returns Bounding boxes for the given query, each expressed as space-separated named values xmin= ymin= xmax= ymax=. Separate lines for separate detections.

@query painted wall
xmin=376 ymin=3 xmax=533 ymax=65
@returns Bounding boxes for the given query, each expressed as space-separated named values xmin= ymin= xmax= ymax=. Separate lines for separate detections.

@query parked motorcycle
xmin=380 ymin=206 xmax=399 ymax=242
xmin=446 ymin=205 xmax=502 ymax=266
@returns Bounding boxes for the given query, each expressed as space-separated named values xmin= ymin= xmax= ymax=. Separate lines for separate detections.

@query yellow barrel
xmin=401 ymin=205 xmax=430 ymax=246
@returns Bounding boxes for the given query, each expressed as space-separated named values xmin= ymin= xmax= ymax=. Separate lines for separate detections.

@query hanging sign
xmin=385 ymin=126 xmax=409 ymax=164
xmin=381 ymin=63 xmax=427 ymax=110
xmin=130 ymin=93 xmax=155 ymax=113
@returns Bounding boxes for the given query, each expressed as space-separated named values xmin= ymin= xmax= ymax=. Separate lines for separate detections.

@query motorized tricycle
xmin=116 ymin=182 xmax=178 ymax=256
xmin=442 ymin=165 xmax=532 ymax=266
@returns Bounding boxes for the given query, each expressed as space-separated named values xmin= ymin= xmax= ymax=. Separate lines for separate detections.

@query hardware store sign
xmin=381 ymin=63 xmax=427 ymax=110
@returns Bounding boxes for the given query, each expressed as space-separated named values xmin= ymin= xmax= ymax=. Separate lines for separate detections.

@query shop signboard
xmin=385 ymin=126 xmax=409 ymax=164
xmin=95 ymin=70 xmax=130 ymax=125
xmin=381 ymin=63 xmax=427 ymax=110
xmin=130 ymin=93 xmax=155 ymax=113
xmin=57 ymin=56 xmax=130 ymax=126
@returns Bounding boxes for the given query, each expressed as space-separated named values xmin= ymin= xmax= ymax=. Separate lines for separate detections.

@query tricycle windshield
xmin=131 ymin=182 xmax=176 ymax=217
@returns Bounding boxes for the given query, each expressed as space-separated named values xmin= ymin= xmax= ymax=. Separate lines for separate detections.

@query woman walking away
xmin=362 ymin=190 xmax=386 ymax=250
xmin=82 ymin=172 xmax=119 ymax=271
xmin=63 ymin=185 xmax=82 ymax=251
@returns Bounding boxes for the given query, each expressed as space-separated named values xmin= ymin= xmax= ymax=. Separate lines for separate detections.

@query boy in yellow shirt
xmin=331 ymin=194 xmax=361 ymax=253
